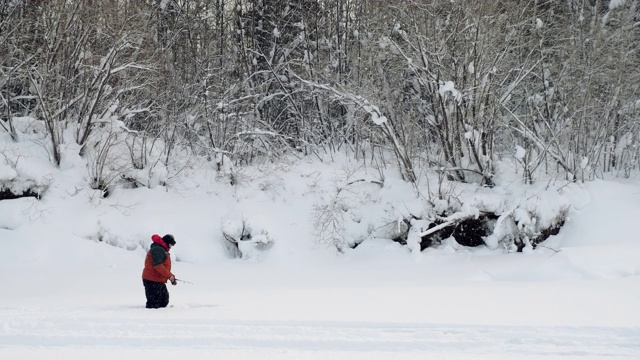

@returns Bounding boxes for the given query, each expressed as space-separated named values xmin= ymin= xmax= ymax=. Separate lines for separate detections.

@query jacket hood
xmin=151 ymin=234 xmax=169 ymax=251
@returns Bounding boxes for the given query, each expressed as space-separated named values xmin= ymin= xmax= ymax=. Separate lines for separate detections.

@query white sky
xmin=1 ymin=129 xmax=639 ymax=359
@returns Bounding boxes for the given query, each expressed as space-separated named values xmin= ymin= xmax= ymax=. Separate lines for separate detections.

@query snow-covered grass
xmin=1 ymin=129 xmax=640 ymax=359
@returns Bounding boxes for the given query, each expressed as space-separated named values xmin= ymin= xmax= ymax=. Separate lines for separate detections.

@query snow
xmin=609 ymin=0 xmax=626 ymax=10
xmin=1 ymin=137 xmax=640 ymax=359
xmin=362 ymin=103 xmax=387 ymax=125
xmin=0 ymin=164 xmax=17 ymax=181
xmin=159 ymin=0 xmax=169 ymax=11
xmin=515 ymin=145 xmax=526 ymax=160
xmin=438 ymin=80 xmax=462 ymax=104
xmin=581 ymin=156 xmax=589 ymax=169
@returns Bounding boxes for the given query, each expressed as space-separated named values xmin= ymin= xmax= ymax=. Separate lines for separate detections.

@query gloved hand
xmin=169 ymin=275 xmax=177 ymax=286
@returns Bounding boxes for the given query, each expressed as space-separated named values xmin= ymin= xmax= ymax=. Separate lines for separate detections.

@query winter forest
xmin=1 ymin=0 xmax=640 ymax=252
xmin=2 ymin=1 xmax=640 ymax=358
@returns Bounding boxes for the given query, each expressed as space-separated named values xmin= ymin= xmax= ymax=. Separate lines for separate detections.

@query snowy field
xmin=1 ymin=148 xmax=640 ymax=359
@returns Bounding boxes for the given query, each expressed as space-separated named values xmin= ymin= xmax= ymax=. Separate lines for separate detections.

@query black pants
xmin=143 ymin=279 xmax=169 ymax=308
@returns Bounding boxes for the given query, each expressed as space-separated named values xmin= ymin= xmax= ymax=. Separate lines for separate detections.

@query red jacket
xmin=142 ymin=234 xmax=173 ymax=283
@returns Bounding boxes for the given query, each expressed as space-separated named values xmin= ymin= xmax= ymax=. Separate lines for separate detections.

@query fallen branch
xmin=418 ymin=213 xmax=476 ymax=238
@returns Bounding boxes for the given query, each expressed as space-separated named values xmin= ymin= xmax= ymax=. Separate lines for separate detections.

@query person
xmin=142 ymin=234 xmax=177 ymax=308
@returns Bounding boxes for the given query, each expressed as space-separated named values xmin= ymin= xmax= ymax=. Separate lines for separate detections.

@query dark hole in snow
xmin=449 ymin=214 xmax=499 ymax=247
xmin=349 ymin=238 xmax=365 ymax=249
xmin=392 ymin=218 xmax=411 ymax=246
xmin=392 ymin=213 xmax=501 ymax=250
xmin=0 ymin=187 xmax=41 ymax=201
xmin=418 ymin=219 xmax=455 ymax=250
xmin=516 ymin=219 xmax=565 ymax=252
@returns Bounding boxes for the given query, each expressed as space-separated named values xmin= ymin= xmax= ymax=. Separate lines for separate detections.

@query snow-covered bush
xmin=0 ymin=144 xmax=51 ymax=199
xmin=85 ymin=131 xmax=132 ymax=197
xmin=336 ymin=173 xmax=572 ymax=254
xmin=311 ymin=169 xmax=390 ymax=252
xmin=91 ymin=221 xmax=141 ymax=251
xmin=312 ymin=194 xmax=348 ymax=252
xmin=483 ymin=193 xmax=570 ymax=252
xmin=221 ymin=215 xmax=275 ymax=260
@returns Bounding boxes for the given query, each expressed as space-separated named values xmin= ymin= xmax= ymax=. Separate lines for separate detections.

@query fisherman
xmin=142 ymin=234 xmax=177 ymax=308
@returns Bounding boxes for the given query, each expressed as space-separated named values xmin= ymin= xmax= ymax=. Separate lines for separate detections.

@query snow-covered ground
xmin=1 ymin=139 xmax=640 ymax=358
